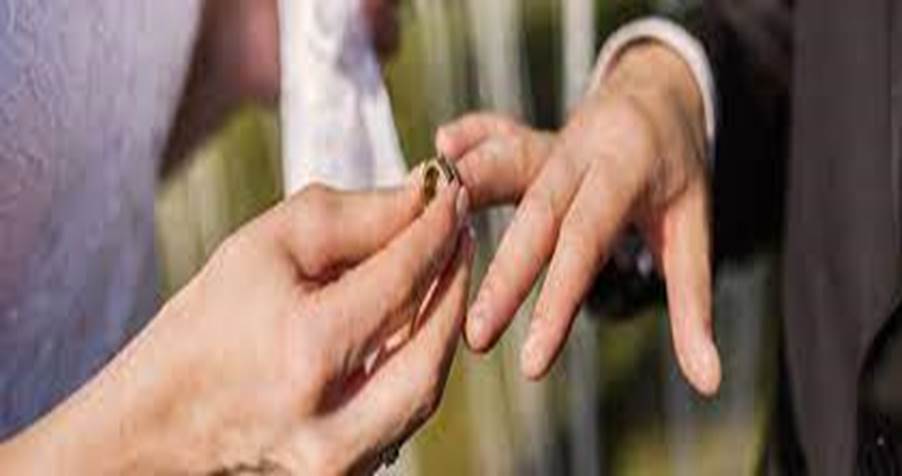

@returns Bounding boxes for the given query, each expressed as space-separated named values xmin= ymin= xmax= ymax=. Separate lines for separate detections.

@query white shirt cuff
xmin=589 ymin=17 xmax=717 ymax=166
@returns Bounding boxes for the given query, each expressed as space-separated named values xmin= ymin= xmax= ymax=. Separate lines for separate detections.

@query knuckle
xmin=213 ymin=231 xmax=250 ymax=264
xmin=288 ymin=192 xmax=342 ymax=276
xmin=299 ymin=231 xmax=335 ymax=276
xmin=609 ymin=96 xmax=659 ymax=163
xmin=298 ymin=182 xmax=334 ymax=207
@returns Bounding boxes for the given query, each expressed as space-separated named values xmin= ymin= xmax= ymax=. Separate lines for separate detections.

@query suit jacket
xmin=701 ymin=0 xmax=902 ymax=473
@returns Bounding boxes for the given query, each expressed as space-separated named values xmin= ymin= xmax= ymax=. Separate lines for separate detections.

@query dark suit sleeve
xmin=698 ymin=0 xmax=794 ymax=262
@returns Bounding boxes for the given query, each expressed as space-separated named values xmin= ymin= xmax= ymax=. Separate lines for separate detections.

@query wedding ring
xmin=421 ymin=155 xmax=461 ymax=204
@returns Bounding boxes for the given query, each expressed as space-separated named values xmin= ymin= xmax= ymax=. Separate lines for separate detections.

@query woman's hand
xmin=1 ymin=180 xmax=473 ymax=475
xmin=436 ymin=42 xmax=720 ymax=396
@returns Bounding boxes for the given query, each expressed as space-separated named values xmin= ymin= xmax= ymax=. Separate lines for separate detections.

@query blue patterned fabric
xmin=0 ymin=0 xmax=200 ymax=438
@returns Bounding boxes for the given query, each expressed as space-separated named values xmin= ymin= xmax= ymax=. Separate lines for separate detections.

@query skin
xmin=436 ymin=42 xmax=722 ymax=396
xmin=0 ymin=180 xmax=474 ymax=474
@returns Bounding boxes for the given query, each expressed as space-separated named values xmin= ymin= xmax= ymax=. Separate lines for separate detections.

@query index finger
xmin=334 ymin=230 xmax=475 ymax=467
xmin=271 ymin=231 xmax=476 ymax=474
xmin=310 ymin=182 xmax=469 ymax=372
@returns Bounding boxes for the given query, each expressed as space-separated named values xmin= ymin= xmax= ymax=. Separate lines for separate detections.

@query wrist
xmin=114 ymin=291 xmax=225 ymax=473
xmin=0 ymin=295 xmax=221 ymax=474
xmin=132 ymin=286 xmax=279 ymax=474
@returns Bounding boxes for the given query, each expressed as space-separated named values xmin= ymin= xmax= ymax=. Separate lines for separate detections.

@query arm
xmin=0 ymin=178 xmax=473 ymax=474
xmin=0 ymin=300 xmax=219 ymax=474
xmin=701 ymin=0 xmax=793 ymax=261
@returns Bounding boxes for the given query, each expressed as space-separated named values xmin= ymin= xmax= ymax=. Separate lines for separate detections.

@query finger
xmin=465 ymin=151 xmax=586 ymax=352
xmin=435 ymin=112 xmax=517 ymax=159
xmin=283 ymin=231 xmax=475 ymax=474
xmin=521 ymin=163 xmax=640 ymax=379
xmin=453 ymin=137 xmax=542 ymax=209
xmin=277 ymin=182 xmax=424 ymax=277
xmin=312 ymin=182 xmax=468 ymax=372
xmin=437 ymin=113 xmax=552 ymax=209
xmin=647 ymin=179 xmax=721 ymax=396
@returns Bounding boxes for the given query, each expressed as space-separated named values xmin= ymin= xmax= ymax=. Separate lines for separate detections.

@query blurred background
xmin=156 ymin=0 xmax=780 ymax=473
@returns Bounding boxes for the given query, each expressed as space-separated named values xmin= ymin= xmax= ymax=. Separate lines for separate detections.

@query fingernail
xmin=691 ymin=337 xmax=722 ymax=396
xmin=462 ymin=229 xmax=477 ymax=260
xmin=461 ymin=218 xmax=477 ymax=253
xmin=405 ymin=165 xmax=419 ymax=182
xmin=435 ymin=128 xmax=449 ymax=153
xmin=520 ymin=333 xmax=543 ymax=378
xmin=436 ymin=126 xmax=458 ymax=156
xmin=456 ymin=187 xmax=470 ymax=229
xmin=466 ymin=300 xmax=488 ymax=348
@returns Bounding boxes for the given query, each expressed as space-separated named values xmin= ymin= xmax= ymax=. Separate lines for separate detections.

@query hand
xmin=1 ymin=181 xmax=473 ymax=474
xmin=436 ymin=43 xmax=720 ymax=396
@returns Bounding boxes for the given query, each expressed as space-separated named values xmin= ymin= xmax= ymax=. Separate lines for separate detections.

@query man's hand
xmin=1 ymin=180 xmax=473 ymax=474
xmin=436 ymin=43 xmax=721 ymax=396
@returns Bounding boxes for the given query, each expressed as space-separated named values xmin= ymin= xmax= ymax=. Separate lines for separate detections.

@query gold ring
xmin=421 ymin=155 xmax=461 ymax=204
